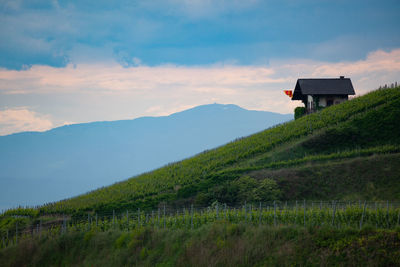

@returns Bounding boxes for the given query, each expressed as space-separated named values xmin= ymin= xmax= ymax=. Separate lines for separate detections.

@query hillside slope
xmin=0 ymin=104 xmax=291 ymax=210
xmin=37 ymin=87 xmax=400 ymax=214
xmin=2 ymin=87 xmax=400 ymax=267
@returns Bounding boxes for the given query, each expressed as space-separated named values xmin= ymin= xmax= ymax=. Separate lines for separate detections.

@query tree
xmin=232 ymin=176 xmax=258 ymax=203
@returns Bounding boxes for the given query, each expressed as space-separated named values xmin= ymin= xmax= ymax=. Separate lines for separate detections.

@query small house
xmin=291 ymin=76 xmax=355 ymax=113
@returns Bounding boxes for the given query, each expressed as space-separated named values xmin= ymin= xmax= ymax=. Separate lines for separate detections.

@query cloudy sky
xmin=0 ymin=0 xmax=399 ymax=135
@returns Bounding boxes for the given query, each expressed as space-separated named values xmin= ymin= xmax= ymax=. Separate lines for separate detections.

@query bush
xmin=294 ymin=106 xmax=306 ymax=120
xmin=232 ymin=176 xmax=258 ymax=202
xmin=253 ymin=178 xmax=282 ymax=201
xmin=229 ymin=176 xmax=282 ymax=203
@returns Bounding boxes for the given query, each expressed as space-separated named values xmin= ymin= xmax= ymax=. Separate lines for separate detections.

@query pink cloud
xmin=312 ymin=49 xmax=400 ymax=76
xmin=0 ymin=63 xmax=283 ymax=94
xmin=0 ymin=48 xmax=399 ymax=135
xmin=0 ymin=108 xmax=53 ymax=136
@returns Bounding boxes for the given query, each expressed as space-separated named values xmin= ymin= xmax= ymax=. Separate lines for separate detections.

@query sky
xmin=0 ymin=0 xmax=399 ymax=135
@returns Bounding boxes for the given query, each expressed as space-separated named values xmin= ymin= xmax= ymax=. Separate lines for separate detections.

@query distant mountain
xmin=0 ymin=104 xmax=292 ymax=210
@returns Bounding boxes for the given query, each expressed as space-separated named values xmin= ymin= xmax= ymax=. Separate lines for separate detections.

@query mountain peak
xmin=169 ymin=103 xmax=247 ymax=118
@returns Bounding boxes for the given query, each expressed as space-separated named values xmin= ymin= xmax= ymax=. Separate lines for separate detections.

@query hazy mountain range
xmin=0 ymin=104 xmax=292 ymax=210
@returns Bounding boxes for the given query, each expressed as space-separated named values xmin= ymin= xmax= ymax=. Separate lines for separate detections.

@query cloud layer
xmin=0 ymin=108 xmax=53 ymax=136
xmin=1 ymin=0 xmax=399 ymax=69
xmin=1 ymin=48 xmax=400 ymax=135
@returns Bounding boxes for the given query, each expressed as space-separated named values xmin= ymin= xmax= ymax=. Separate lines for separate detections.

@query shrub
xmin=294 ymin=106 xmax=306 ymax=120
xmin=232 ymin=176 xmax=258 ymax=202
xmin=253 ymin=178 xmax=282 ymax=201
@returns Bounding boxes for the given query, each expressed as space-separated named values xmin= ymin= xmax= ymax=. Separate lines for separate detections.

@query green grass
xmin=251 ymin=152 xmax=400 ymax=201
xmin=1 ymin=223 xmax=400 ymax=266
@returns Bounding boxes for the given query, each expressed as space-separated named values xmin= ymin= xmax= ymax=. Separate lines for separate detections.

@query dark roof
xmin=292 ymin=77 xmax=355 ymax=100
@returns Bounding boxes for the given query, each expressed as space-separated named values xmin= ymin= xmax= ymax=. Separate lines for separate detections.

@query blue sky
xmin=0 ymin=0 xmax=400 ymax=135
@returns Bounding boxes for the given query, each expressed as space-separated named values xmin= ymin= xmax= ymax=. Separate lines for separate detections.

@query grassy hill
xmin=32 ymin=86 xmax=400 ymax=215
xmin=1 ymin=86 xmax=400 ymax=266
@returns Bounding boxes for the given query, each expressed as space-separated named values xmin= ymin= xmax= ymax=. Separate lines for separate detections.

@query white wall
xmin=307 ymin=95 xmax=314 ymax=110
xmin=318 ymin=96 xmax=347 ymax=107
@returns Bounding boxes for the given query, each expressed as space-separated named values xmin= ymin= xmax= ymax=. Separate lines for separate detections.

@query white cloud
xmin=312 ymin=49 xmax=400 ymax=76
xmin=0 ymin=108 xmax=53 ymax=136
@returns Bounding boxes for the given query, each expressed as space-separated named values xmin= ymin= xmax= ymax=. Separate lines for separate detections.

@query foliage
xmin=1 ymin=208 xmax=39 ymax=218
xmin=253 ymin=178 xmax=281 ymax=201
xmin=232 ymin=176 xmax=258 ymax=202
xmin=2 ymin=200 xmax=400 ymax=248
xmin=1 ymin=220 xmax=400 ymax=266
xmin=251 ymin=152 xmax=400 ymax=201
xmin=196 ymin=176 xmax=282 ymax=205
xmin=294 ymin=106 xmax=306 ymax=119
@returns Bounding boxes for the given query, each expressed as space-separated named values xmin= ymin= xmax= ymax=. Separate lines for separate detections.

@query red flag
xmin=284 ymin=90 xmax=293 ymax=98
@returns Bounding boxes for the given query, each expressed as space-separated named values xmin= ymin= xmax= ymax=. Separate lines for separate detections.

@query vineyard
xmin=1 ymin=87 xmax=400 ymax=265
xmin=0 ymin=87 xmax=399 ymax=223
xmin=2 ymin=201 xmax=400 ymax=250
xmin=30 ymin=86 xmax=400 ymax=214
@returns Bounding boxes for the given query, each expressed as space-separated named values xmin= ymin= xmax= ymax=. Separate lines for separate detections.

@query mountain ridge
xmin=1 ymin=104 xmax=285 ymax=137
xmin=0 ymin=104 xmax=292 ymax=210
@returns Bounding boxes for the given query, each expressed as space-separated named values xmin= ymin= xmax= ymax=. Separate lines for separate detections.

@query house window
xmin=327 ymin=99 xmax=333 ymax=106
